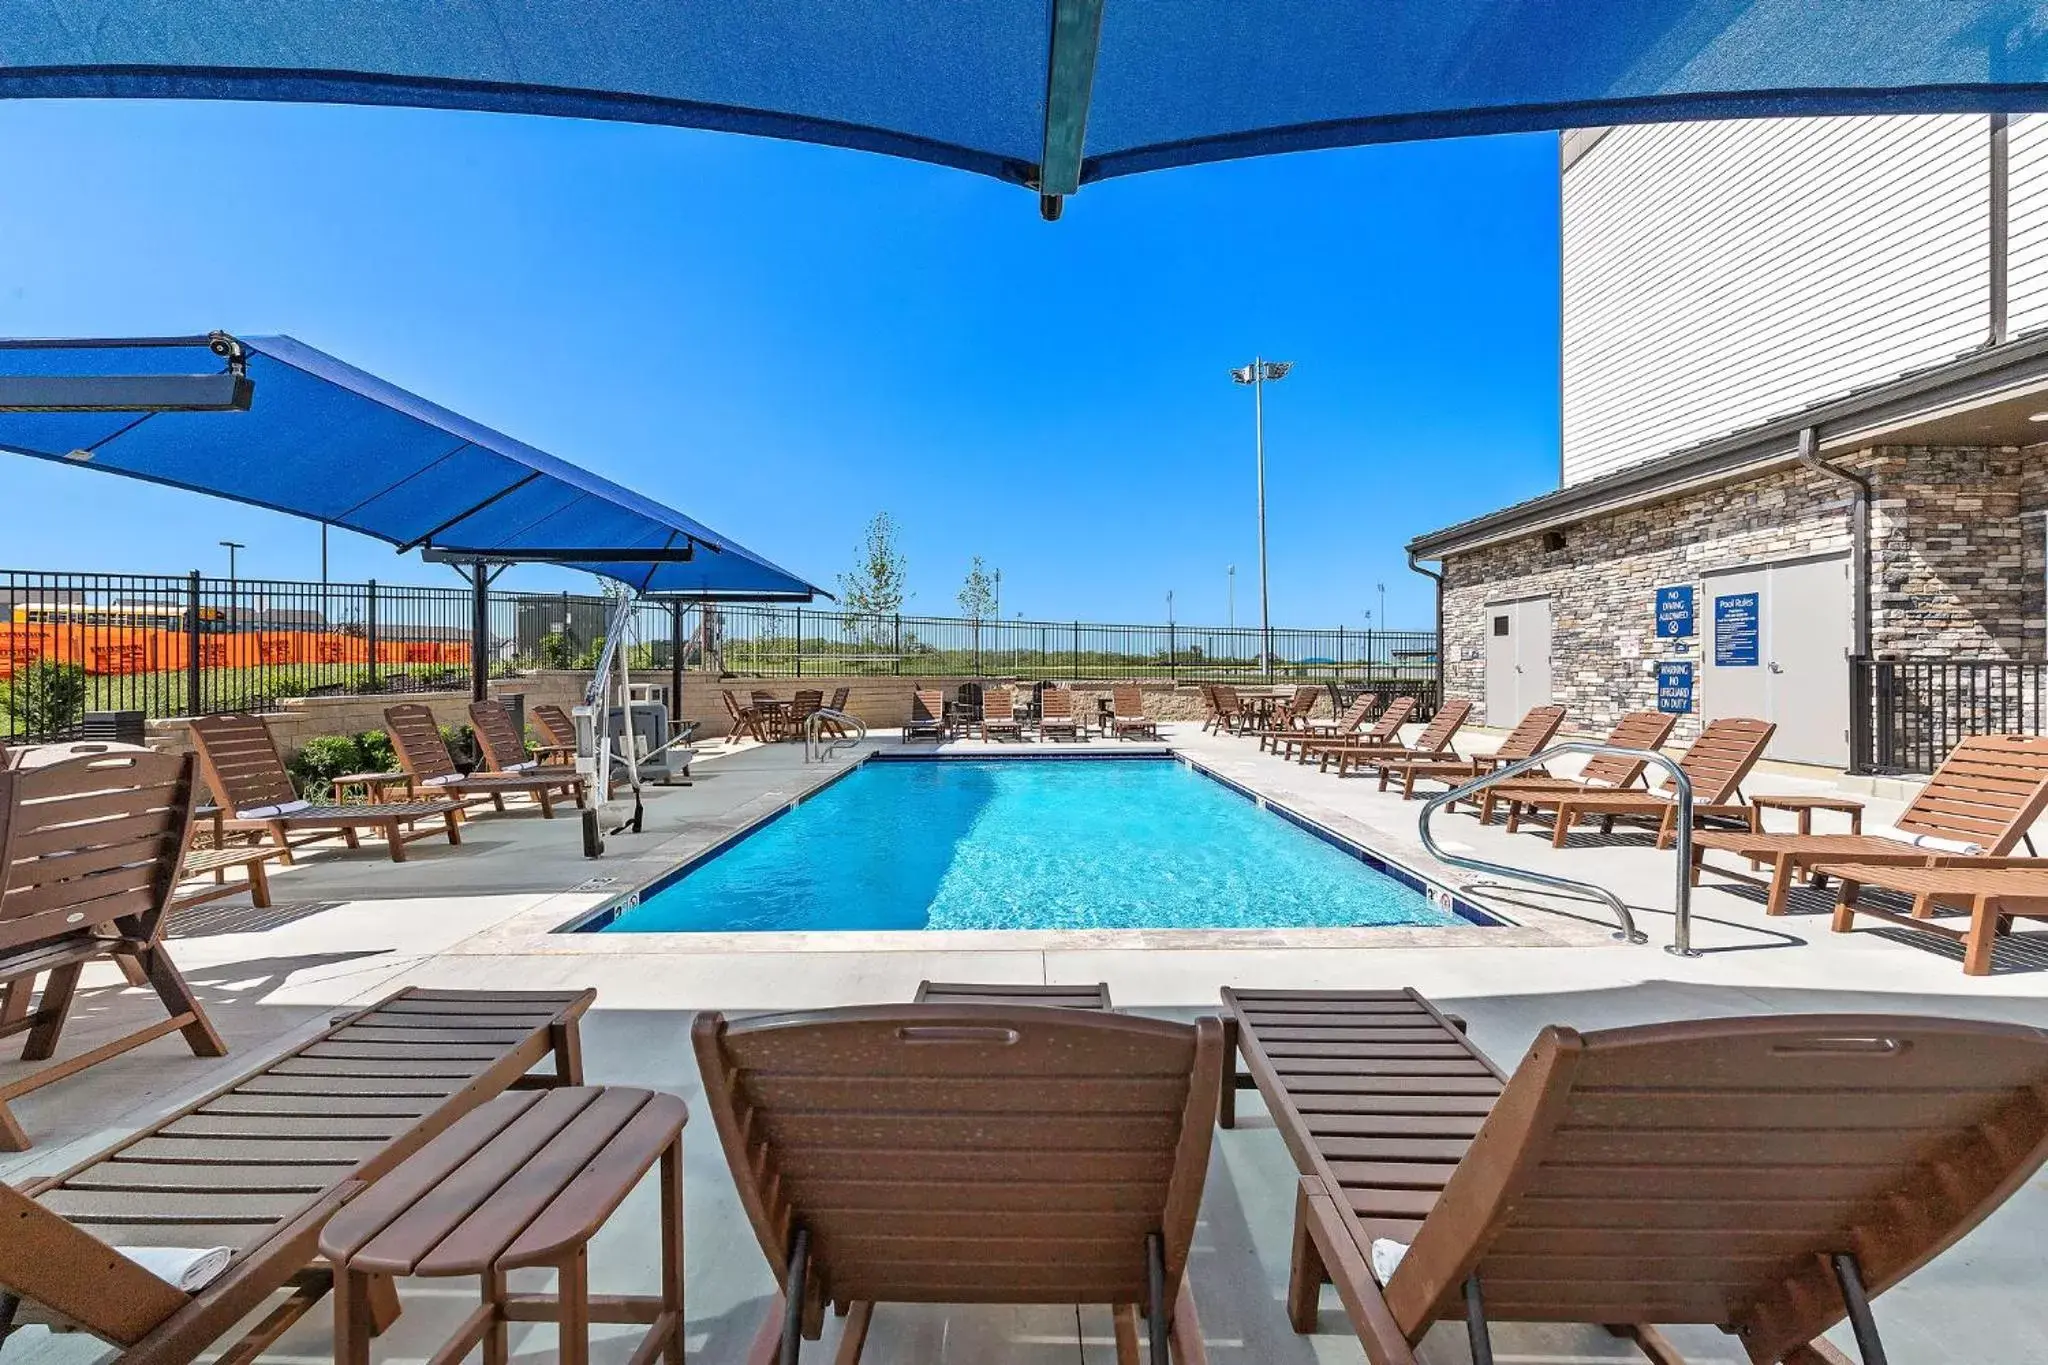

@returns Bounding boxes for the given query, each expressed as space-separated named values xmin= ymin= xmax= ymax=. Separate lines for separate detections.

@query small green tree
xmin=2 ymin=660 xmax=88 ymax=740
xmin=838 ymin=512 xmax=911 ymax=619
xmin=956 ymin=556 xmax=999 ymax=620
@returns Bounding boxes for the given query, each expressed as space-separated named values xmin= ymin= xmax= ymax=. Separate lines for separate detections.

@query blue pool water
xmin=594 ymin=757 xmax=1468 ymax=933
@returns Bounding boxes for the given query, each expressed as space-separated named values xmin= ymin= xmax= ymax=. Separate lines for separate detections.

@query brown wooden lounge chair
xmin=469 ymin=698 xmax=583 ymax=781
xmin=187 ymin=714 xmax=463 ymax=864
xmin=1111 ymin=683 xmax=1159 ymax=739
xmin=1466 ymin=710 xmax=1677 ymax=822
xmin=1510 ymin=716 xmax=1776 ymax=849
xmin=1809 ymin=859 xmax=2048 ymax=975
xmin=1297 ymin=696 xmax=1415 ymax=765
xmin=694 ymin=1004 xmax=1221 ymax=1364
xmin=1690 ymin=734 xmax=2048 ymax=916
xmin=0 ymin=752 xmax=225 ymax=1151
xmin=1271 ymin=693 xmax=1383 ymax=762
xmin=1219 ymin=987 xmax=2048 ymax=1365
xmin=0 ymin=985 xmax=594 ymax=1361
xmin=820 ymin=686 xmax=853 ymax=737
xmin=386 ymin=704 xmax=585 ymax=819
xmin=532 ymin=702 xmax=581 ymax=757
xmin=724 ymin=689 xmax=774 ymax=745
xmin=1038 ymin=685 xmax=1082 ymax=741
xmin=1324 ymin=698 xmax=1472 ymax=777
xmin=171 ymin=842 xmax=283 ymax=916
xmin=904 ymin=688 xmax=947 ymax=743
xmin=977 ymin=684 xmax=1023 ymax=740
xmin=1377 ymin=703 xmax=1566 ymax=798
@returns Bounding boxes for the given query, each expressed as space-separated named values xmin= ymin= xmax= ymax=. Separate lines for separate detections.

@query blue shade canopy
xmin=0 ymin=335 xmax=824 ymax=600
xmin=4 ymin=2 xmax=2048 ymax=210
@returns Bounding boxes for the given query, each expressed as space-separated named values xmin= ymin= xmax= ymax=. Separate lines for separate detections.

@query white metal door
xmin=1703 ymin=557 xmax=1850 ymax=765
xmin=1484 ymin=603 xmax=1518 ymax=724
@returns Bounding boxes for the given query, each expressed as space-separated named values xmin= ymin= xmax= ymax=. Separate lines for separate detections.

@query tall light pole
xmin=219 ymin=540 xmax=245 ymax=634
xmin=1231 ymin=358 xmax=1292 ymax=678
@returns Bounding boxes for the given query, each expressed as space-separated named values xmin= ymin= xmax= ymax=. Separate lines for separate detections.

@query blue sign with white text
xmin=1714 ymin=592 xmax=1760 ymax=667
xmin=1656 ymin=661 xmax=1694 ymax=714
xmin=1654 ymin=585 xmax=1694 ymax=638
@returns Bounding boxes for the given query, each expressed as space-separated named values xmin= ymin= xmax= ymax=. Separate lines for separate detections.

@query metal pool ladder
xmin=1417 ymin=743 xmax=1701 ymax=957
xmin=802 ymin=708 xmax=867 ymax=764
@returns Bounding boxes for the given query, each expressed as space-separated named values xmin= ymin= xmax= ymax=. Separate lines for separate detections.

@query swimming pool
xmin=580 ymin=755 xmax=1490 ymax=933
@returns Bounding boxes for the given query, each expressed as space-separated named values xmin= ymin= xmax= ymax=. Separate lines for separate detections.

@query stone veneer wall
xmin=1440 ymin=445 xmax=2042 ymax=740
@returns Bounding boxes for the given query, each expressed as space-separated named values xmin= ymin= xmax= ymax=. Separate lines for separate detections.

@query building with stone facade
xmin=1407 ymin=115 xmax=2048 ymax=769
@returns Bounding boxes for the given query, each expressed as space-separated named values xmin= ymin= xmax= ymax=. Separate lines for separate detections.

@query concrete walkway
xmin=3 ymin=723 xmax=2044 ymax=1363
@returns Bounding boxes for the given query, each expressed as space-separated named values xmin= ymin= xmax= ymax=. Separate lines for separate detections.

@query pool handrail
xmin=1418 ymin=741 xmax=1700 ymax=955
xmin=803 ymin=707 xmax=867 ymax=763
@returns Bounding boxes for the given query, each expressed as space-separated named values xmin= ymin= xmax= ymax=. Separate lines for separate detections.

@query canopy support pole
xmin=459 ymin=559 xmax=507 ymax=703
xmin=1036 ymin=0 xmax=1105 ymax=221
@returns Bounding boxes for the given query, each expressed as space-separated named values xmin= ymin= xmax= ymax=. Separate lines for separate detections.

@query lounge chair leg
xmin=115 ymin=952 xmax=150 ymax=987
xmin=1964 ymin=895 xmax=1999 ymax=977
xmin=831 ymin=1302 xmax=873 ymax=1364
xmin=1113 ymin=1305 xmax=1143 ymax=1365
xmin=0 ymin=1101 xmax=30 ymax=1152
xmin=1829 ymin=1253 xmax=1890 ymax=1364
xmin=1286 ymin=1185 xmax=1326 ymax=1334
xmin=1766 ymin=857 xmax=1798 ymax=916
xmin=1831 ymin=881 xmax=1862 ymax=935
xmin=1551 ymin=804 xmax=1574 ymax=848
xmin=136 ymin=945 xmax=228 ymax=1057
xmin=445 ymin=811 xmax=463 ymax=845
xmin=334 ymin=1269 xmax=375 ymax=1365
xmin=1462 ymin=1275 xmax=1493 ymax=1365
xmin=385 ymin=821 xmax=406 ymax=862
xmin=483 ymin=1270 xmax=510 ymax=1365
xmin=1170 ymin=1275 xmax=1208 ymax=1365
xmin=247 ymin=855 xmax=273 ymax=908
xmin=1218 ymin=1015 xmax=1240 ymax=1128
xmin=538 ymin=788 xmax=554 ymax=818
xmin=270 ymin=821 xmax=295 ymax=862
xmin=1604 ymin=1324 xmax=1688 ymax=1365
xmin=551 ymin=1017 xmax=586 ymax=1085
xmin=19 ymin=963 xmax=81 ymax=1061
xmin=1146 ymin=1234 xmax=1169 ymax=1365
xmin=363 ymin=1272 xmax=402 ymax=1336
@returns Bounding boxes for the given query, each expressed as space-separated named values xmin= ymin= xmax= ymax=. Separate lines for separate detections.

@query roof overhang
xmin=1409 ymin=331 xmax=2048 ymax=560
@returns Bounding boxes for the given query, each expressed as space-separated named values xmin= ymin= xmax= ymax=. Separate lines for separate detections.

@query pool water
xmin=594 ymin=757 xmax=1468 ymax=933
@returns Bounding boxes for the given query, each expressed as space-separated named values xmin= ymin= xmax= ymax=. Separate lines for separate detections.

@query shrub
xmin=1 ymin=660 xmax=88 ymax=740
xmin=353 ymin=729 xmax=397 ymax=772
xmin=440 ymin=723 xmax=479 ymax=770
xmin=536 ymin=630 xmax=578 ymax=670
xmin=288 ymin=734 xmax=365 ymax=799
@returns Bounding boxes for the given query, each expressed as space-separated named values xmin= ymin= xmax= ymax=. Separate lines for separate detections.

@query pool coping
xmin=554 ymin=748 xmax=1513 ymax=936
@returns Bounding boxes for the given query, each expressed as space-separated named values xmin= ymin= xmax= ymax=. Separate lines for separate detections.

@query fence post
xmin=794 ymin=606 xmax=802 ymax=678
xmin=366 ymin=580 xmax=379 ymax=691
xmin=975 ymin=620 xmax=983 ymax=678
xmin=184 ymin=570 xmax=203 ymax=717
xmin=1169 ymin=623 xmax=1177 ymax=682
xmin=894 ymin=614 xmax=902 ymax=675
xmin=1072 ymin=622 xmax=1080 ymax=681
xmin=670 ymin=600 xmax=684 ymax=714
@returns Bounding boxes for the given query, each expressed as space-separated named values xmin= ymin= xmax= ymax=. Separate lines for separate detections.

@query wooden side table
xmin=1750 ymin=793 xmax=1865 ymax=835
xmin=319 ymin=1086 xmax=687 ymax=1365
xmin=332 ymin=770 xmax=409 ymax=804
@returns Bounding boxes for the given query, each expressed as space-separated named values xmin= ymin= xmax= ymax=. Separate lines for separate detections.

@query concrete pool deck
xmin=4 ymin=722 xmax=2046 ymax=1362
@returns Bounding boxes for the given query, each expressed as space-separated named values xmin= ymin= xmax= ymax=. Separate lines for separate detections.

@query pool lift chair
xmin=577 ymin=587 xmax=701 ymax=857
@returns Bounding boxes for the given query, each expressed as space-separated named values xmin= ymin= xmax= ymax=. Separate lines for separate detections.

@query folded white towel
xmin=1369 ymin=1238 xmax=1408 ymax=1286
xmin=421 ymin=772 xmax=460 ymax=787
xmin=234 ymin=799 xmax=312 ymax=820
xmin=118 ymin=1245 xmax=231 ymax=1292
xmin=1868 ymin=824 xmax=1985 ymax=856
xmin=508 ymin=760 xmax=538 ymax=773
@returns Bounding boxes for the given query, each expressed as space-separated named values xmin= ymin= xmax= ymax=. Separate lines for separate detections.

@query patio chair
xmin=1244 ymin=685 xmax=1326 ymax=752
xmin=1218 ymin=987 xmax=2048 ymax=1365
xmin=1508 ymin=716 xmax=1776 ymax=849
xmin=1269 ymin=693 xmax=1382 ymax=762
xmin=723 ymin=689 xmax=774 ymax=745
xmin=1294 ymin=696 xmax=1414 ymax=765
xmin=904 ymin=688 xmax=947 ymax=743
xmin=693 ymin=1004 xmax=1222 ymax=1364
xmin=1111 ymin=684 xmax=1159 ymax=739
xmin=1465 ymin=710 xmax=1677 ymax=822
xmin=188 ymin=714 xmax=463 ymax=864
xmin=978 ymin=685 xmax=1023 ymax=741
xmin=0 ymin=751 xmax=226 ymax=1151
xmin=386 ymin=704 xmax=586 ymax=818
xmin=1689 ymin=734 xmax=2048 ymax=916
xmin=1199 ymin=684 xmax=1227 ymax=733
xmin=1375 ymin=703 xmax=1566 ymax=799
xmin=1038 ymin=685 xmax=1082 ymax=741
xmin=820 ymin=686 xmax=853 ymax=737
xmin=789 ymin=688 xmax=823 ymax=736
xmin=1209 ymin=684 xmax=1254 ymax=734
xmin=0 ymin=986 xmax=593 ymax=1359
xmin=1322 ymin=698 xmax=1471 ymax=776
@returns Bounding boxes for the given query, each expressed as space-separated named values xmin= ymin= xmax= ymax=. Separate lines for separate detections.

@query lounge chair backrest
xmin=910 ymin=690 xmax=943 ymax=725
xmin=1495 ymin=704 xmax=1568 ymax=762
xmin=533 ymin=703 xmax=579 ymax=748
xmin=1215 ymin=684 xmax=1240 ymax=712
xmin=983 ymin=685 xmax=1014 ymax=715
xmin=828 ymin=686 xmax=851 ymax=711
xmin=1893 ymin=734 xmax=2048 ymax=852
xmin=1408 ymin=698 xmax=1470 ymax=752
xmin=1577 ymin=711 xmax=1679 ymax=787
xmin=468 ymin=700 xmax=531 ymax=772
xmin=693 ymin=1006 xmax=1223 ymax=1318
xmin=384 ymin=703 xmax=458 ymax=782
xmin=0 ymin=751 xmax=196 ymax=957
xmin=1384 ymin=1014 xmax=2048 ymax=1361
xmin=1287 ymin=685 xmax=1320 ymax=719
xmin=1041 ymin=688 xmax=1074 ymax=718
xmin=1112 ymin=684 xmax=1147 ymax=716
xmin=1335 ymin=694 xmax=1379 ymax=734
xmin=1651 ymin=716 xmax=1775 ymax=802
xmin=187 ymin=713 xmax=298 ymax=814
xmin=1363 ymin=696 xmax=1416 ymax=741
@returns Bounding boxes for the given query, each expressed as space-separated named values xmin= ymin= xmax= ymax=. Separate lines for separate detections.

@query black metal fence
xmin=1850 ymin=657 xmax=2048 ymax=773
xmin=1 ymin=568 xmax=1438 ymax=742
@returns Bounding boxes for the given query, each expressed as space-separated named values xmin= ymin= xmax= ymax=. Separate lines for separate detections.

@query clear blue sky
xmin=0 ymin=99 xmax=1560 ymax=630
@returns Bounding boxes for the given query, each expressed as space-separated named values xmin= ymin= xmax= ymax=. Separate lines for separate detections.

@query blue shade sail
xmin=2 ymin=1 xmax=2047 ymax=201
xmin=0 ymin=335 xmax=823 ymax=600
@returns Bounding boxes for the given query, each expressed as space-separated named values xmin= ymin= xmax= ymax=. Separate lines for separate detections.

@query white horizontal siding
xmin=2005 ymin=114 xmax=2048 ymax=338
xmin=1563 ymin=116 xmax=1990 ymax=488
